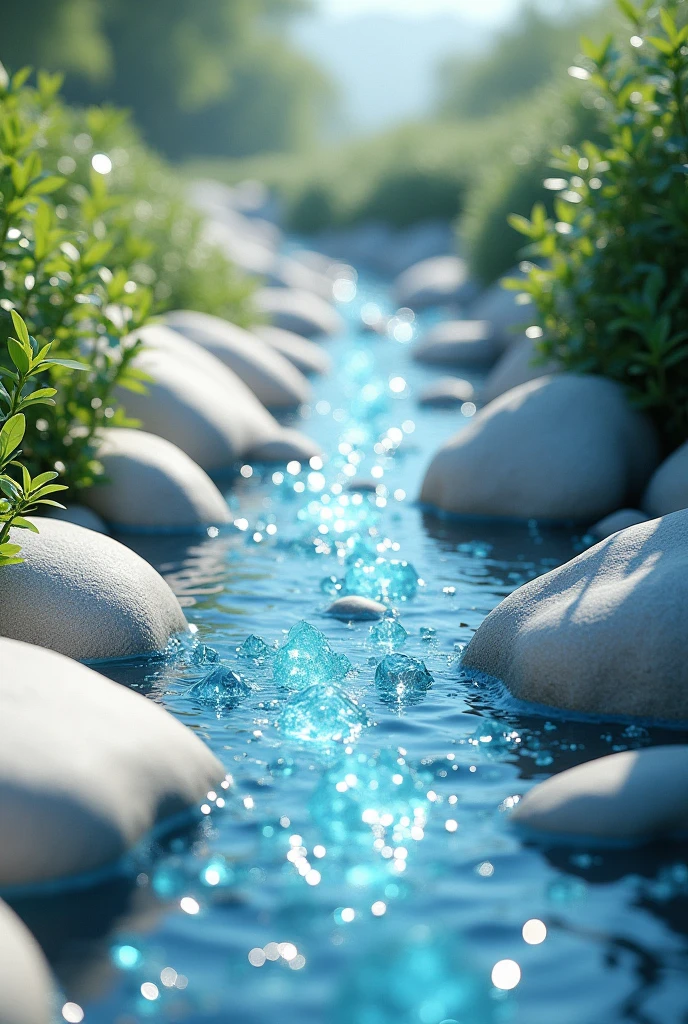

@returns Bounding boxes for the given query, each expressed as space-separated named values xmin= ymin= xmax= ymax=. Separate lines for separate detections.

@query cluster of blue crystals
xmin=374 ymin=654 xmax=433 ymax=708
xmin=273 ymin=620 xmax=353 ymax=691
xmin=369 ymin=617 xmax=408 ymax=649
xmin=185 ymin=666 xmax=251 ymax=709
xmin=278 ymin=684 xmax=368 ymax=745
xmin=343 ymin=557 xmax=419 ymax=603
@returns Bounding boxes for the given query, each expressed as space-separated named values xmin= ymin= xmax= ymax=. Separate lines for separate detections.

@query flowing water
xmin=12 ymin=271 xmax=688 ymax=1024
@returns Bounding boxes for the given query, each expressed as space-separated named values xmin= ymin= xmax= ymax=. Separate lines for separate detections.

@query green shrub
xmin=509 ymin=0 xmax=688 ymax=448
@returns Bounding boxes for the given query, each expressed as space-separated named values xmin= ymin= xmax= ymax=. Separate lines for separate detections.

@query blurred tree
xmin=436 ymin=1 xmax=612 ymax=120
xmin=0 ymin=0 xmax=331 ymax=159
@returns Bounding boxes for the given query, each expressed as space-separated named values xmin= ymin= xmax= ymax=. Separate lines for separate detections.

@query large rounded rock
xmin=421 ymin=375 xmax=660 ymax=521
xmin=414 ymin=320 xmax=498 ymax=367
xmin=163 ymin=310 xmax=310 ymax=409
xmin=511 ymin=747 xmax=688 ymax=841
xmin=85 ymin=429 xmax=230 ymax=533
xmin=0 ymin=517 xmax=188 ymax=661
xmin=121 ymin=325 xmax=317 ymax=472
xmin=0 ymin=638 xmax=223 ymax=887
xmin=463 ymin=509 xmax=688 ymax=719
xmin=481 ymin=335 xmax=560 ymax=404
xmin=253 ymin=287 xmax=344 ymax=338
xmin=418 ymin=377 xmax=474 ymax=407
xmin=0 ymin=900 xmax=54 ymax=1024
xmin=394 ymin=256 xmax=474 ymax=310
xmin=255 ymin=325 xmax=331 ymax=376
xmin=643 ymin=440 xmax=688 ymax=517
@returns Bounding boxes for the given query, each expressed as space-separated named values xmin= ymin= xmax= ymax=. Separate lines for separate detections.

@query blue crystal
xmin=190 ymin=642 xmax=220 ymax=666
xmin=273 ymin=620 xmax=352 ymax=691
xmin=237 ymin=634 xmax=273 ymax=660
xmin=420 ymin=626 xmax=436 ymax=641
xmin=369 ymin=617 xmax=408 ymax=649
xmin=467 ymin=718 xmax=520 ymax=759
xmin=344 ymin=557 xmax=419 ymax=603
xmin=278 ymin=684 xmax=368 ymax=744
xmin=185 ymin=666 xmax=251 ymax=708
xmin=375 ymin=654 xmax=433 ymax=708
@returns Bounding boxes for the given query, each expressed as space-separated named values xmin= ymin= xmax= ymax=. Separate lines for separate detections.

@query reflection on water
xmin=14 ymin=271 xmax=688 ymax=1024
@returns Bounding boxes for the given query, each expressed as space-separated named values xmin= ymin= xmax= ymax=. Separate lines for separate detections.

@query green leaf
xmin=0 ymin=542 xmax=22 ymax=557
xmin=10 ymin=311 xmax=30 ymax=349
xmin=34 ymin=499 xmax=66 ymax=509
xmin=41 ymin=358 xmax=90 ymax=372
xmin=616 ymin=0 xmax=640 ymax=26
xmin=0 ymin=414 xmax=25 ymax=464
xmin=7 ymin=338 xmax=30 ymax=375
xmin=28 ymin=471 xmax=58 ymax=490
xmin=0 ymin=476 xmax=21 ymax=500
xmin=659 ymin=7 xmax=677 ymax=43
xmin=29 ymin=483 xmax=68 ymax=499
xmin=29 ymin=176 xmax=66 ymax=196
xmin=646 ymin=35 xmax=674 ymax=55
xmin=11 ymin=517 xmax=39 ymax=533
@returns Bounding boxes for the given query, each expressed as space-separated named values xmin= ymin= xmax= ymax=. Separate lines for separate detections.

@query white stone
xmin=0 ymin=638 xmax=223 ymax=887
xmin=463 ymin=508 xmax=688 ymax=719
xmin=418 ymin=377 xmax=474 ymax=407
xmin=85 ymin=428 xmax=230 ymax=532
xmin=643 ymin=440 xmax=688 ymax=517
xmin=511 ymin=746 xmax=688 ymax=840
xmin=394 ymin=256 xmax=474 ymax=311
xmin=253 ymin=287 xmax=344 ymax=338
xmin=326 ymin=596 xmax=387 ymax=621
xmin=421 ymin=375 xmax=659 ymax=521
xmin=590 ymin=508 xmax=650 ymax=540
xmin=467 ymin=269 xmax=534 ymax=347
xmin=0 ymin=517 xmax=188 ymax=661
xmin=47 ymin=504 xmax=109 ymax=534
xmin=414 ymin=321 xmax=498 ymax=367
xmin=120 ymin=325 xmax=317 ymax=472
xmin=163 ymin=309 xmax=310 ymax=409
xmin=0 ymin=899 xmax=54 ymax=1024
xmin=269 ymin=254 xmax=335 ymax=301
xmin=249 ymin=427 xmax=320 ymax=464
xmin=481 ymin=336 xmax=560 ymax=404
xmin=254 ymin=325 xmax=331 ymax=376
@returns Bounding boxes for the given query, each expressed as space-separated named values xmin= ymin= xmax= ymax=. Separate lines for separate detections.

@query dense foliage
xmin=0 ymin=0 xmax=331 ymax=159
xmin=509 ymin=0 xmax=688 ymax=448
xmin=0 ymin=66 xmax=251 ymax=516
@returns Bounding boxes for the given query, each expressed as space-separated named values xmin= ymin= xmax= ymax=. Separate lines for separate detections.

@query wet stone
xmin=237 ymin=634 xmax=273 ymax=660
xmin=273 ymin=620 xmax=353 ymax=691
xmin=343 ymin=558 xmax=419 ymax=603
xmin=369 ymin=617 xmax=408 ymax=649
xmin=278 ymin=684 xmax=368 ymax=744
xmin=326 ymin=596 xmax=387 ymax=621
xmin=185 ymin=666 xmax=251 ymax=709
xmin=375 ymin=654 xmax=433 ymax=708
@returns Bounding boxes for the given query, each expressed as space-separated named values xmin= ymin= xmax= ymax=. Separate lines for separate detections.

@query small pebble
xmin=326 ymin=596 xmax=387 ymax=621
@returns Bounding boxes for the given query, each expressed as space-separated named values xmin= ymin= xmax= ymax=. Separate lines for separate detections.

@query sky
xmin=318 ymin=0 xmax=515 ymax=23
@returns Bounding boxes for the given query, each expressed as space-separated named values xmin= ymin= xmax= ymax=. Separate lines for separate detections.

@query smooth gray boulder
xmin=0 ymin=517 xmax=188 ymax=661
xmin=643 ymin=440 xmax=688 ymax=517
xmin=466 ymin=268 xmax=534 ymax=346
xmin=590 ymin=508 xmax=650 ymax=541
xmin=255 ymin=325 xmax=331 ymax=376
xmin=421 ymin=375 xmax=660 ymax=521
xmin=0 ymin=899 xmax=54 ymax=1023
xmin=463 ymin=509 xmax=688 ymax=719
xmin=253 ymin=287 xmax=344 ymax=338
xmin=394 ymin=256 xmax=474 ymax=310
xmin=418 ymin=377 xmax=474 ymax=407
xmin=326 ymin=596 xmax=387 ymax=621
xmin=121 ymin=325 xmax=318 ymax=472
xmin=250 ymin=427 xmax=320 ymax=464
xmin=511 ymin=747 xmax=688 ymax=841
xmin=85 ymin=429 xmax=230 ymax=532
xmin=0 ymin=638 xmax=223 ymax=887
xmin=414 ymin=321 xmax=498 ymax=367
xmin=47 ymin=504 xmax=109 ymax=534
xmin=481 ymin=336 xmax=560 ymax=404
xmin=163 ymin=310 xmax=311 ymax=409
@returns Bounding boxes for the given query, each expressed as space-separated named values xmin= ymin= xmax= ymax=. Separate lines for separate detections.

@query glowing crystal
xmin=344 ymin=558 xmax=418 ymax=603
xmin=375 ymin=654 xmax=433 ymax=708
xmin=278 ymin=684 xmax=368 ymax=744
xmin=185 ymin=666 xmax=251 ymax=708
xmin=369 ymin=617 xmax=408 ymax=649
xmin=237 ymin=634 xmax=273 ymax=660
xmin=273 ymin=621 xmax=352 ymax=691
